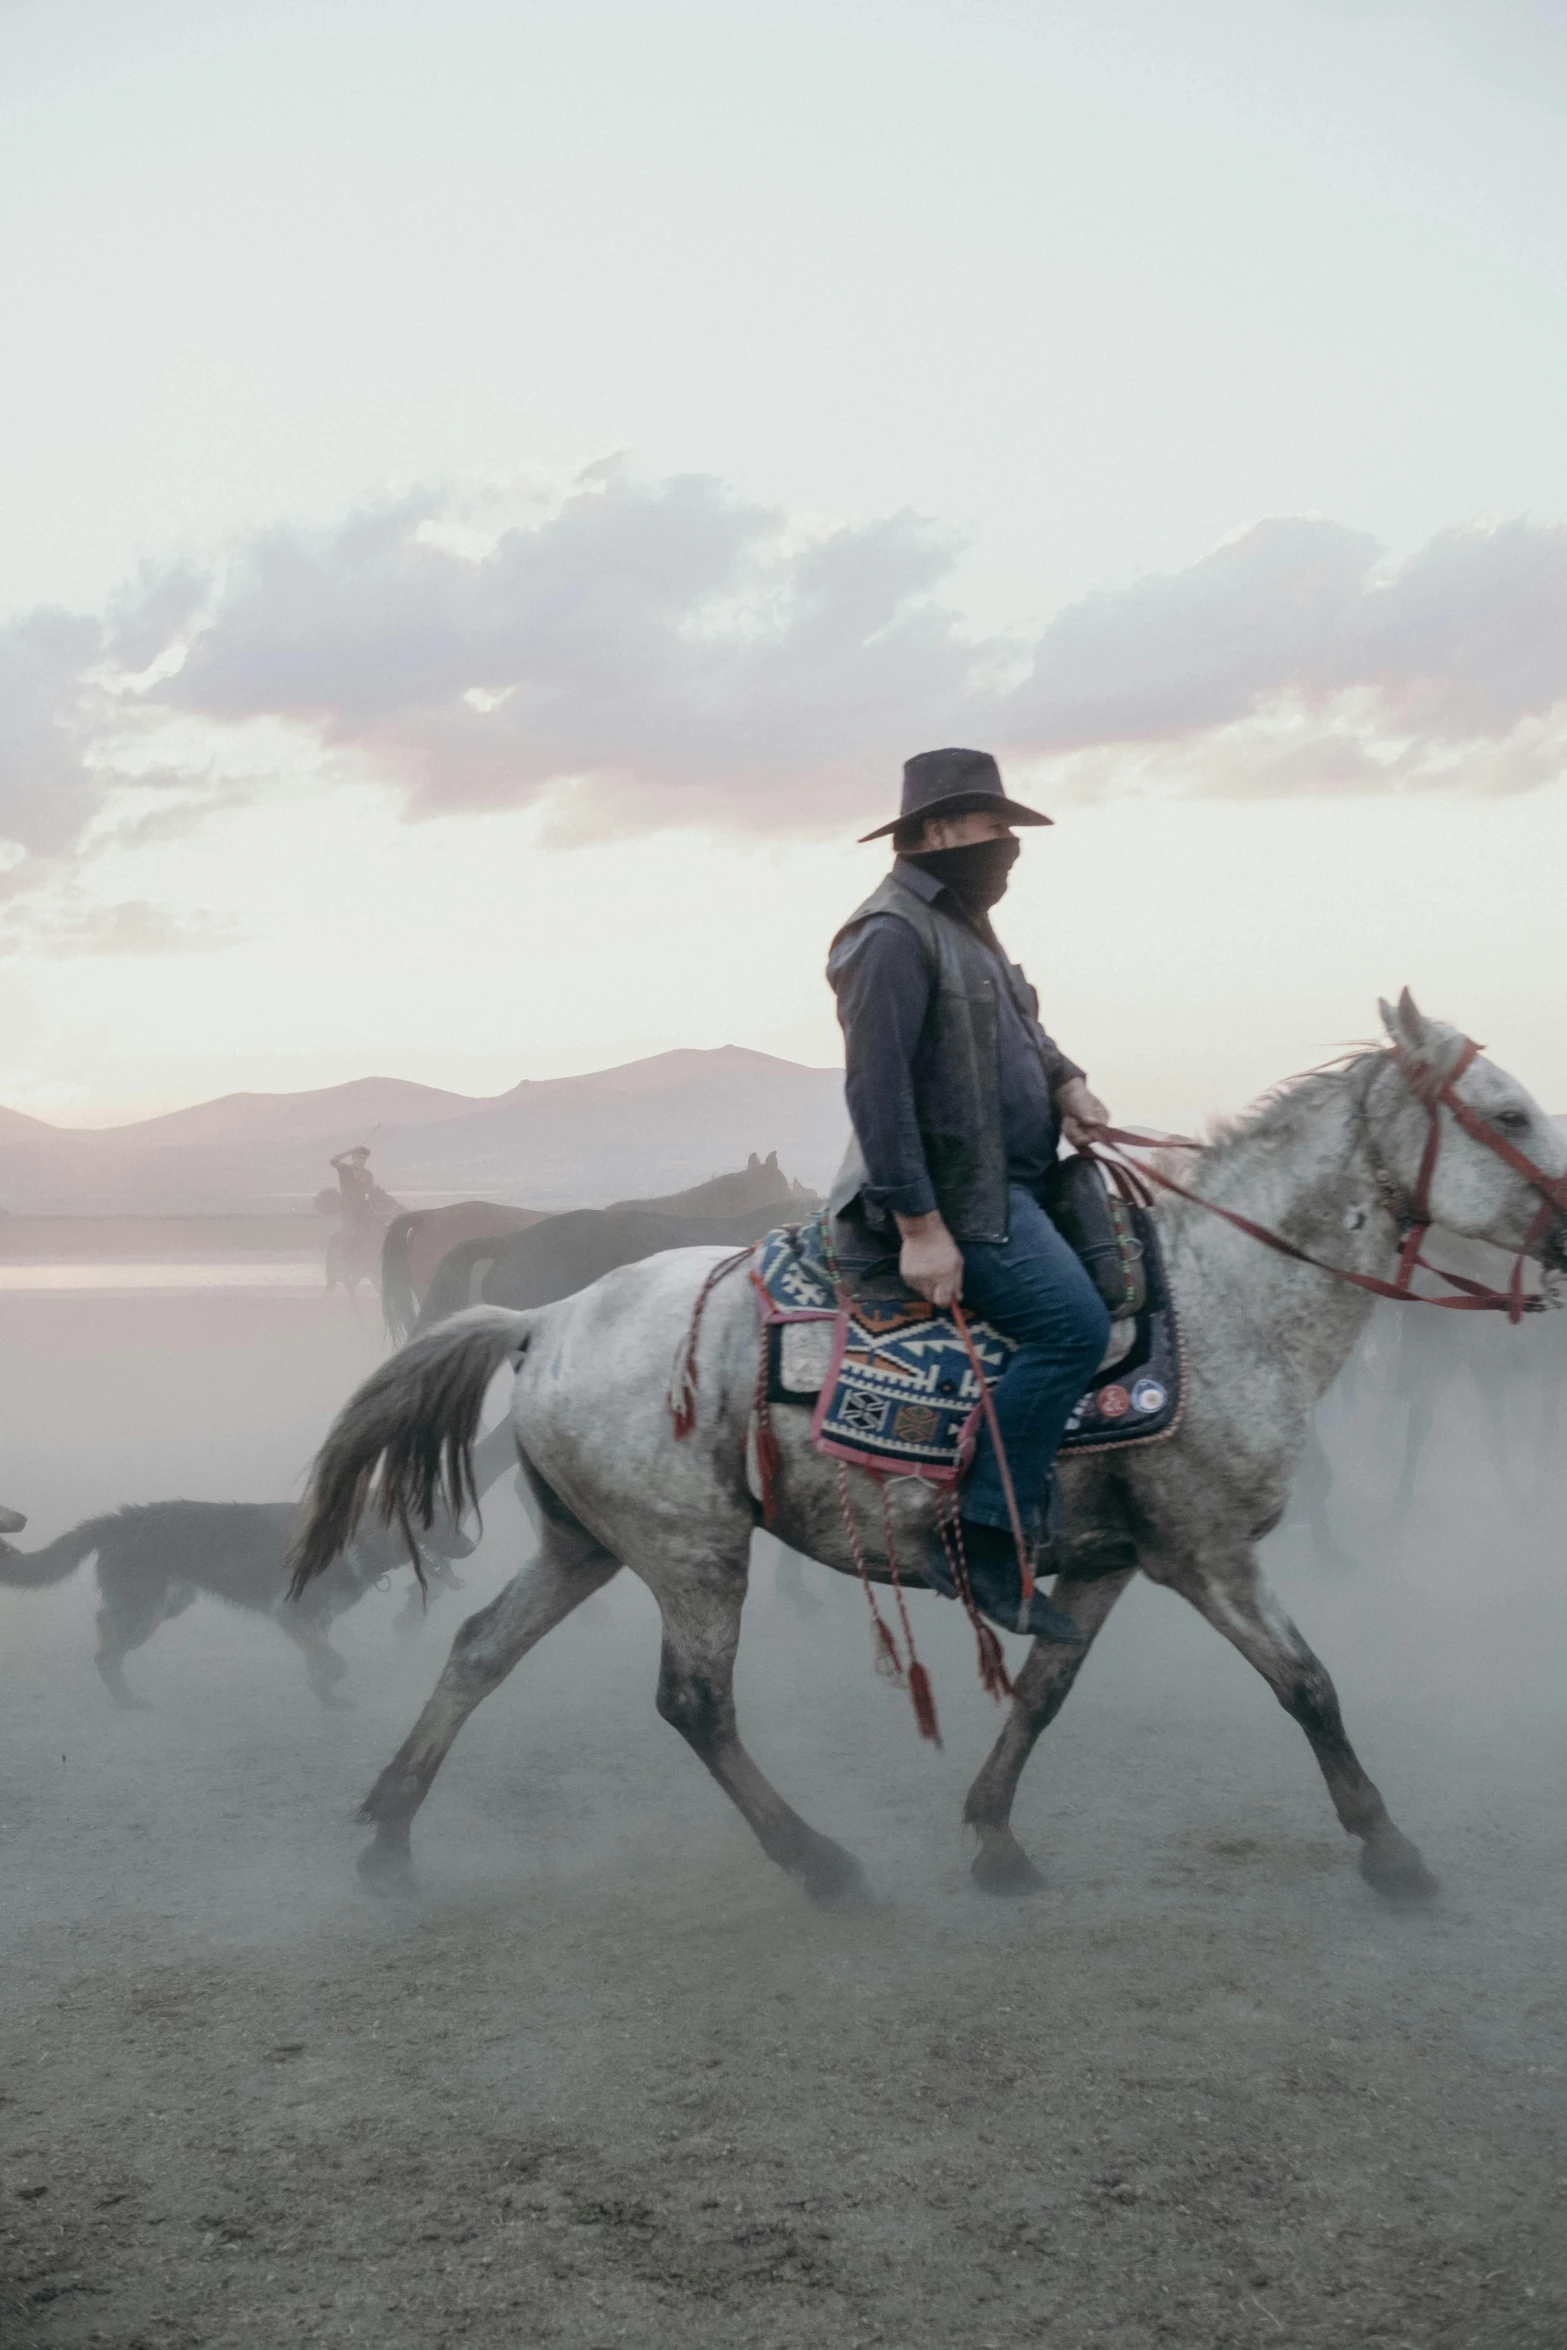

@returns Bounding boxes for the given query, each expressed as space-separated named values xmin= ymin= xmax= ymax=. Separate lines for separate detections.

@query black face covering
xmin=904 ymin=834 xmax=1020 ymax=913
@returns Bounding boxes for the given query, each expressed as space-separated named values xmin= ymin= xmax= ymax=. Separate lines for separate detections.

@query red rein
xmin=667 ymin=1243 xmax=757 ymax=1436
xmin=1082 ymin=1037 xmax=1567 ymax=1326
xmin=951 ymin=1303 xmax=1035 ymax=1604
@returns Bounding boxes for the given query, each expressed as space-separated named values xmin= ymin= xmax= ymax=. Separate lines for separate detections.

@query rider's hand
xmin=895 ymin=1210 xmax=964 ymax=1309
xmin=1056 ymin=1076 xmax=1111 ymax=1150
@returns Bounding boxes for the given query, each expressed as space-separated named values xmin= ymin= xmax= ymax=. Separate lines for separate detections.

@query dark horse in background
xmin=392 ymin=1153 xmax=826 ymax=1614
xmin=391 ymin=1153 xmax=820 ymax=1335
xmin=381 ymin=1202 xmax=549 ymax=1340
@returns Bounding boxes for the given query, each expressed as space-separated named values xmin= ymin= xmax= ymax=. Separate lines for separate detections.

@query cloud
xmin=0 ymin=894 xmax=245 ymax=959
xmin=1003 ymin=517 xmax=1383 ymax=748
xmin=147 ymin=485 xmax=1567 ymax=814
xmin=1347 ymin=519 xmax=1567 ymax=734
xmin=157 ymin=469 xmax=980 ymax=832
xmin=3 ymin=471 xmax=1567 ymax=945
xmin=0 ymin=607 xmax=112 ymax=864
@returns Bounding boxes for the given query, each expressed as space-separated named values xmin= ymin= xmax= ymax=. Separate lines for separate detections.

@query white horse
xmin=289 ymin=995 xmax=1566 ymax=1907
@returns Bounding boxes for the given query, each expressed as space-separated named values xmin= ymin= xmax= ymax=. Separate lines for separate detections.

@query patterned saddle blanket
xmin=750 ymin=1211 xmax=1182 ymax=1481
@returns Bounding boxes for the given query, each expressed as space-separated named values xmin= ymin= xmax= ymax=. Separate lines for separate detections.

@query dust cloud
xmin=1 ymin=1272 xmax=1564 ymax=2348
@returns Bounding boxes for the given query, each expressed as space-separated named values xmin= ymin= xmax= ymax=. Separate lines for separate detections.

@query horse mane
xmin=1159 ymin=1045 xmax=1389 ymax=1206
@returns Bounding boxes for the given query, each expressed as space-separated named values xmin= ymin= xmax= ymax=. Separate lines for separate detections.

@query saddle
xmin=750 ymin=1162 xmax=1182 ymax=1485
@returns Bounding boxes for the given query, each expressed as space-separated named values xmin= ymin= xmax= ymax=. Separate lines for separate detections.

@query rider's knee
xmin=1068 ymin=1285 xmax=1113 ymax=1369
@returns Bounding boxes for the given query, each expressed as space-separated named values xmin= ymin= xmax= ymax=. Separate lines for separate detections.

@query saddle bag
xmin=1041 ymin=1154 xmax=1147 ymax=1319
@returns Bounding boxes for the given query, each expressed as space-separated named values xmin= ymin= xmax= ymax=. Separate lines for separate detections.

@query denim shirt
xmin=826 ymin=859 xmax=1084 ymax=1221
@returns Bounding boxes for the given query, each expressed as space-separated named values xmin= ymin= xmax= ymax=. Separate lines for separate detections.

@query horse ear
xmin=1380 ymin=989 xmax=1468 ymax=1081
xmin=1379 ymin=988 xmax=1432 ymax=1051
xmin=1397 ymin=986 xmax=1427 ymax=1038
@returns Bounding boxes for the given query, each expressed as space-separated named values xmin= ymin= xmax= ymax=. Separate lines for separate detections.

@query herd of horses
xmin=376 ymin=1151 xmax=820 ymax=1336
xmin=6 ymin=1001 xmax=1566 ymax=1912
xmin=0 ymin=1152 xmax=820 ymax=1704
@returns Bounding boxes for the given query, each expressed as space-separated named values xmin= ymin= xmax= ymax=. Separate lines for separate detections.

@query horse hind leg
xmin=1162 ymin=1541 xmax=1438 ymax=1903
xmin=652 ymin=1558 xmax=866 ymax=1907
xmin=355 ymin=1514 xmax=622 ymax=1892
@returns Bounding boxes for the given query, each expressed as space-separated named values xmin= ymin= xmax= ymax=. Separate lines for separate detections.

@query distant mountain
xmin=0 ymin=1047 xmax=849 ymax=1215
xmin=99 ymin=1075 xmax=483 ymax=1149
xmin=0 ymin=1103 xmax=57 ymax=1143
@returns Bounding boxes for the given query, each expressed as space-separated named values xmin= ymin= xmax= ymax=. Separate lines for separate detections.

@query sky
xmin=3 ymin=0 xmax=1567 ymax=1131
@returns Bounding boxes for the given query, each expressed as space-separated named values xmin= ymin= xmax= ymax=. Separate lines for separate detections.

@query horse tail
xmin=0 ymin=1516 xmax=111 ymax=1588
xmin=287 ymin=1307 xmax=534 ymax=1599
xmin=380 ymin=1213 xmax=421 ymax=1342
xmin=414 ymin=1236 xmax=505 ymax=1333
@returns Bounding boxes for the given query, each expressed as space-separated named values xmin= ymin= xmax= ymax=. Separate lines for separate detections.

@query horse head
xmin=0 ymin=1505 xmax=26 ymax=1542
xmin=1374 ymin=988 xmax=1567 ymax=1275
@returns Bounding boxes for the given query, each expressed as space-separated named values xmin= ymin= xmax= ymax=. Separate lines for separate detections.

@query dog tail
xmin=0 ymin=1516 xmax=111 ymax=1587
xmin=288 ymin=1306 xmax=535 ymax=1599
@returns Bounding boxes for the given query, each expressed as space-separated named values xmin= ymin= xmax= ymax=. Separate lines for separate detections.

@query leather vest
xmin=826 ymin=869 xmax=1055 ymax=1249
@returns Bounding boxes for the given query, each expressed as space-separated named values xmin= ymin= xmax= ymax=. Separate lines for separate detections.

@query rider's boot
xmin=924 ymin=1519 xmax=1127 ymax=1642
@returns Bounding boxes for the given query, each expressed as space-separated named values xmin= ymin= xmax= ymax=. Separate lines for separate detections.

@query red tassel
xmin=870 ymin=1614 xmax=903 ymax=1683
xmin=973 ymin=1620 xmax=1014 ymax=1703
xmin=908 ymin=1659 xmax=942 ymax=1746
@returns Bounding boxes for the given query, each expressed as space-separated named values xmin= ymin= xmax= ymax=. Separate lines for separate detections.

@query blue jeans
xmin=958 ymin=1184 xmax=1111 ymax=1536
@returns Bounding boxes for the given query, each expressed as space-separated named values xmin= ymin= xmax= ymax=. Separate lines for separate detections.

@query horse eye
xmin=1495 ymin=1107 xmax=1531 ymax=1134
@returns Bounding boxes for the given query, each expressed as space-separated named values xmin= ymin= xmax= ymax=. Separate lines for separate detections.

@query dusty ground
xmin=1 ymin=1286 xmax=1564 ymax=2349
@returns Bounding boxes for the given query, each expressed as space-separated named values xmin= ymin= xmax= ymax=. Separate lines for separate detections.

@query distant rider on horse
xmin=330 ymin=1145 xmax=397 ymax=1232
xmin=827 ymin=747 xmax=1121 ymax=1642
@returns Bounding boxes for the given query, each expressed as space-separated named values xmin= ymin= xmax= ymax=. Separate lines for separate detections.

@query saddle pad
xmin=751 ymin=1216 xmax=1183 ymax=1471
xmin=814 ymin=1300 xmax=1015 ymax=1478
xmin=778 ymin=1309 xmax=1137 ymax=1396
xmin=751 ymin=1223 xmax=1010 ymax=1477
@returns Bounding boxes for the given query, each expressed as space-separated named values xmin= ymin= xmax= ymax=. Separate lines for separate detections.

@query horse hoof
xmin=802 ymin=1845 xmax=871 ymax=1908
xmin=970 ymin=1843 xmax=1045 ymax=1897
xmin=357 ymin=1837 xmax=415 ymax=1897
xmin=1359 ymin=1834 xmax=1439 ymax=1904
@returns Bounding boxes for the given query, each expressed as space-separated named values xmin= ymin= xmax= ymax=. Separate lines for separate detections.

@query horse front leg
xmin=962 ymin=1567 xmax=1136 ymax=1893
xmin=652 ymin=1557 xmax=867 ymax=1906
xmin=1158 ymin=1541 xmax=1438 ymax=1902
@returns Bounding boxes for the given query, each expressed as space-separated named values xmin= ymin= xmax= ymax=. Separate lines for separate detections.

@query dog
xmin=0 ymin=1499 xmax=473 ymax=1709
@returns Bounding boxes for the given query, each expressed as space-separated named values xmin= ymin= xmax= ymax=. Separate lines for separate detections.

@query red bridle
xmin=1083 ymin=1037 xmax=1567 ymax=1325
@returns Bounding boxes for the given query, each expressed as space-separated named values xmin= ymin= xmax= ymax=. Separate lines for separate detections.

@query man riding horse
xmin=827 ymin=746 xmax=1128 ymax=1643
xmin=330 ymin=1144 xmax=398 ymax=1231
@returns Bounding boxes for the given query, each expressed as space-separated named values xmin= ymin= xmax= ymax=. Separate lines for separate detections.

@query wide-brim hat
xmin=857 ymin=747 xmax=1053 ymax=843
